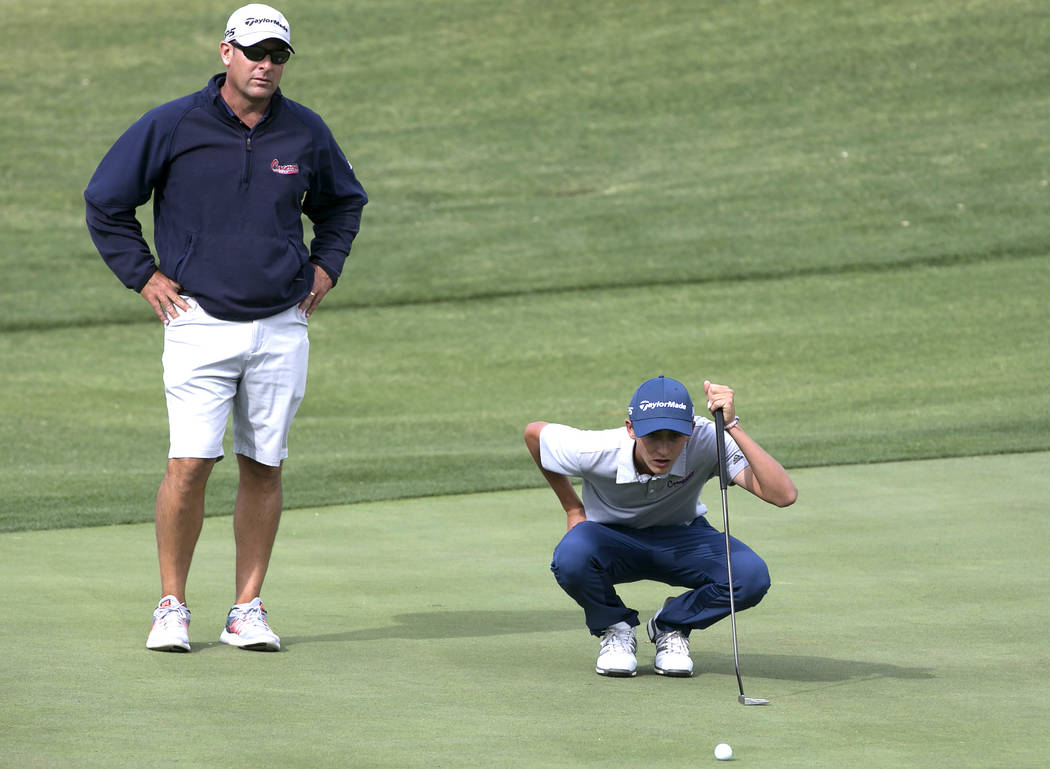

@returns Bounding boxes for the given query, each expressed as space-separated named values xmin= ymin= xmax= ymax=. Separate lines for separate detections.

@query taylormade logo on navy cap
xmin=627 ymin=376 xmax=695 ymax=437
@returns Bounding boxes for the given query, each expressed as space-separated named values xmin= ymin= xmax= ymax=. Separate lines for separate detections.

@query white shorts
xmin=162 ymin=298 xmax=309 ymax=467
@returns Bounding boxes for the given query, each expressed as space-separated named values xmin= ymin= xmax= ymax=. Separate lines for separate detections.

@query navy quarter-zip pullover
xmin=85 ymin=73 xmax=368 ymax=321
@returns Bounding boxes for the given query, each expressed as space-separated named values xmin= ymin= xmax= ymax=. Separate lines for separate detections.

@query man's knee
xmin=551 ymin=521 xmax=604 ymax=587
xmin=236 ymin=454 xmax=283 ymax=488
xmin=733 ymin=552 xmax=771 ymax=608
xmin=164 ymin=457 xmax=217 ymax=493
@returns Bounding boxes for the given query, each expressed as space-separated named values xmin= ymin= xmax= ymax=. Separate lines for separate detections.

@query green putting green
xmin=3 ymin=452 xmax=1047 ymax=768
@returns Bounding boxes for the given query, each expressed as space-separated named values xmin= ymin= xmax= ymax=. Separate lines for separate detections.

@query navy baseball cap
xmin=627 ymin=376 xmax=694 ymax=437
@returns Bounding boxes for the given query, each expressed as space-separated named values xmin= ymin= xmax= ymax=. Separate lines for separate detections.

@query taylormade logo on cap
xmin=636 ymin=399 xmax=690 ymax=413
xmin=224 ymin=4 xmax=294 ymax=52
xmin=627 ymin=376 xmax=695 ymax=437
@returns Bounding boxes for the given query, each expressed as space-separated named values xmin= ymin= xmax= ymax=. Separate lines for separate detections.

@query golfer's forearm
xmin=729 ymin=426 xmax=798 ymax=507
xmin=544 ymin=471 xmax=585 ymax=516
xmin=525 ymin=422 xmax=586 ymax=516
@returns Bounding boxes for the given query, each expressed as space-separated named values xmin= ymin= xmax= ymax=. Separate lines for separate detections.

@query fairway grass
xmin=5 ymin=0 xmax=1050 ymax=532
xmin=2 ymin=453 xmax=1047 ymax=769
xmin=4 ymin=254 xmax=1048 ymax=532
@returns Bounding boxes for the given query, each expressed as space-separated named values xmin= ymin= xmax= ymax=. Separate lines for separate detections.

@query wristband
xmin=723 ymin=416 xmax=740 ymax=431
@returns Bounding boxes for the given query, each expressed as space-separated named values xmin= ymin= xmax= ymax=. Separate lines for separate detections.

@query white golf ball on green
xmin=714 ymin=742 xmax=733 ymax=761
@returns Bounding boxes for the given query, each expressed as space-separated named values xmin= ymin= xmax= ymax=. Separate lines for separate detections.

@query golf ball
xmin=714 ymin=743 xmax=733 ymax=761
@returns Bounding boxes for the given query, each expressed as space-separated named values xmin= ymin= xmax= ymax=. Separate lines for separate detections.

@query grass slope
xmin=4 ymin=0 xmax=1050 ymax=330
xmin=2 ymin=453 xmax=1048 ymax=768
xmin=3 ymin=0 xmax=1048 ymax=531
xmin=2 ymin=256 xmax=1048 ymax=531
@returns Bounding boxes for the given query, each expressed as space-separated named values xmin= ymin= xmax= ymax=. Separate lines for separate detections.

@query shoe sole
xmin=654 ymin=666 xmax=693 ymax=677
xmin=596 ymin=667 xmax=637 ymax=677
xmin=219 ymin=630 xmax=280 ymax=651
xmin=146 ymin=641 xmax=190 ymax=652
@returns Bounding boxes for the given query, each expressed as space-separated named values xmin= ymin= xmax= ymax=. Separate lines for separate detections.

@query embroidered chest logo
xmin=666 ymin=470 xmax=695 ymax=489
xmin=270 ymin=158 xmax=300 ymax=175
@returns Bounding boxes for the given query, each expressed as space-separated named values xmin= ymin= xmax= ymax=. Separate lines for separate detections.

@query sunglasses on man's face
xmin=231 ymin=41 xmax=291 ymax=65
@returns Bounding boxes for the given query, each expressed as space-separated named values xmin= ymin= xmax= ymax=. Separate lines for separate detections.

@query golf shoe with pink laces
xmin=219 ymin=597 xmax=280 ymax=651
xmin=146 ymin=595 xmax=191 ymax=652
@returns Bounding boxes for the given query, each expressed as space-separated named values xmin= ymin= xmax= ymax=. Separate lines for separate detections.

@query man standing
xmin=85 ymin=4 xmax=367 ymax=652
xmin=524 ymin=376 xmax=796 ymax=676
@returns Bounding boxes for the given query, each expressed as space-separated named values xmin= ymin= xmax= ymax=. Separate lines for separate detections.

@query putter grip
xmin=714 ymin=408 xmax=729 ymax=491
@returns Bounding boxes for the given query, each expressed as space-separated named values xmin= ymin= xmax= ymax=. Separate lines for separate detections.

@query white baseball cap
xmin=223 ymin=4 xmax=294 ymax=52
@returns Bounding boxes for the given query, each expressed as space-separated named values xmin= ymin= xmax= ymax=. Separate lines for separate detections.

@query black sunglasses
xmin=231 ymin=41 xmax=292 ymax=65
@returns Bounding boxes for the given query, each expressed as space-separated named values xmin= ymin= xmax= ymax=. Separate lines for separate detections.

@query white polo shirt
xmin=539 ymin=417 xmax=749 ymax=528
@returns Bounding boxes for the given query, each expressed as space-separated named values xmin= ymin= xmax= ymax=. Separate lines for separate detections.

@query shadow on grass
xmin=692 ymin=652 xmax=934 ymax=682
xmin=283 ymin=609 xmax=934 ymax=683
xmin=284 ymin=609 xmax=582 ymax=644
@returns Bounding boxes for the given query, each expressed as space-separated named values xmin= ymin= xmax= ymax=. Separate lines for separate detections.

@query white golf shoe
xmin=595 ymin=621 xmax=637 ymax=677
xmin=646 ymin=612 xmax=693 ymax=677
xmin=220 ymin=597 xmax=281 ymax=651
xmin=146 ymin=595 xmax=191 ymax=652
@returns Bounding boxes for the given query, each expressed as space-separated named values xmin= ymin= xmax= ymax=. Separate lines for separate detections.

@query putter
xmin=714 ymin=408 xmax=770 ymax=706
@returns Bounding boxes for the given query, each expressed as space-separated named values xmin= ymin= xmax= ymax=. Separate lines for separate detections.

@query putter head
xmin=739 ymin=695 xmax=770 ymax=706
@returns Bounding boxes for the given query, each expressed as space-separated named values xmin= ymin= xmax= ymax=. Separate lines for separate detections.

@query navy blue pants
xmin=550 ymin=518 xmax=771 ymax=637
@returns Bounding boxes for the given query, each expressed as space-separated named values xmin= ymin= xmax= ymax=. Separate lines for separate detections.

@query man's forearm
xmin=525 ymin=422 xmax=586 ymax=522
xmin=85 ymin=200 xmax=156 ymax=291
xmin=543 ymin=469 xmax=585 ymax=517
xmin=728 ymin=424 xmax=798 ymax=507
